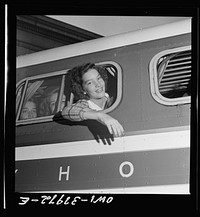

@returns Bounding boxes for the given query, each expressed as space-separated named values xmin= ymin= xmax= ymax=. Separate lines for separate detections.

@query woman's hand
xmin=81 ymin=108 xmax=124 ymax=137
xmin=96 ymin=112 xmax=124 ymax=137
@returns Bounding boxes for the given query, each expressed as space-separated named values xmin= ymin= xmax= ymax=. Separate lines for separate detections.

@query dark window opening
xmin=157 ymin=50 xmax=191 ymax=98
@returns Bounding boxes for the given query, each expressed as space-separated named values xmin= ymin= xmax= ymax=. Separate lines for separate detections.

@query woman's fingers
xmin=113 ymin=120 xmax=124 ymax=137
xmin=111 ymin=123 xmax=119 ymax=137
xmin=110 ymin=123 xmax=118 ymax=136
xmin=116 ymin=122 xmax=124 ymax=137
xmin=107 ymin=120 xmax=124 ymax=137
xmin=97 ymin=113 xmax=124 ymax=137
xmin=107 ymin=124 xmax=113 ymax=135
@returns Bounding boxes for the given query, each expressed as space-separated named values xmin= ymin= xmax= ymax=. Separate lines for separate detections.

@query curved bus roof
xmin=17 ymin=19 xmax=191 ymax=68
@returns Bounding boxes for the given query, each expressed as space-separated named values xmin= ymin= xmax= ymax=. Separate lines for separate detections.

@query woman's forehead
xmin=23 ymin=101 xmax=36 ymax=109
xmin=82 ymin=69 xmax=99 ymax=82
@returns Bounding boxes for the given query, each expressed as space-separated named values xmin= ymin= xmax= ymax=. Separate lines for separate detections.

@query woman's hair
xmin=68 ymin=63 xmax=108 ymax=101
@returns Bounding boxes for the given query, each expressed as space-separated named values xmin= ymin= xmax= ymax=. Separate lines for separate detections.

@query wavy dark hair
xmin=67 ymin=63 xmax=108 ymax=101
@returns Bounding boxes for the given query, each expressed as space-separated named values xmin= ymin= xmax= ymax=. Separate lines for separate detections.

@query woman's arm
xmin=82 ymin=109 xmax=124 ymax=137
xmin=61 ymin=99 xmax=89 ymax=121
xmin=62 ymin=100 xmax=124 ymax=137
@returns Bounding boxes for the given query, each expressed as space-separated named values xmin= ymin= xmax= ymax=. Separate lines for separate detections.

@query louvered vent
xmin=157 ymin=50 xmax=191 ymax=98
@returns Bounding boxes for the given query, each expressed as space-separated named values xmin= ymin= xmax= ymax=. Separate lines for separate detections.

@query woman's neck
xmin=90 ymin=96 xmax=107 ymax=109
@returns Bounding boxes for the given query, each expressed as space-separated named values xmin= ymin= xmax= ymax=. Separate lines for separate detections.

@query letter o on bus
xmin=119 ymin=161 xmax=134 ymax=178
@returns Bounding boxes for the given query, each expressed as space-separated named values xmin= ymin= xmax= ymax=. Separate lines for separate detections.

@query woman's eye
xmin=50 ymin=102 xmax=55 ymax=107
xmin=32 ymin=109 xmax=37 ymax=114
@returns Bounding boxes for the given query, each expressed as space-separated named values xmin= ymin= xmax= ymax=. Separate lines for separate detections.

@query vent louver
xmin=158 ymin=50 xmax=191 ymax=98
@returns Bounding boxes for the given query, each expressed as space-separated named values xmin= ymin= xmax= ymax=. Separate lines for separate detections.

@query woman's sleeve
xmin=62 ymin=99 xmax=89 ymax=121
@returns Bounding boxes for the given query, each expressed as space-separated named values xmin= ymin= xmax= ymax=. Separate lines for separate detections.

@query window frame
xmin=16 ymin=70 xmax=67 ymax=125
xmin=16 ymin=81 xmax=26 ymax=115
xmin=16 ymin=61 xmax=122 ymax=125
xmin=149 ymin=45 xmax=191 ymax=106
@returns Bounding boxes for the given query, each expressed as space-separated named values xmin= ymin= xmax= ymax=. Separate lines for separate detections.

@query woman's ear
xmin=82 ymin=87 xmax=89 ymax=99
xmin=82 ymin=85 xmax=87 ymax=95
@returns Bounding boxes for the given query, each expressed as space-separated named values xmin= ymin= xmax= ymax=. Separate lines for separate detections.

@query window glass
xmin=18 ymin=75 xmax=65 ymax=120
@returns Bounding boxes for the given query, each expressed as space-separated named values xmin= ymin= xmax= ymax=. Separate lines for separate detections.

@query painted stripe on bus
xmin=16 ymin=128 xmax=190 ymax=161
xmin=15 ymin=148 xmax=189 ymax=192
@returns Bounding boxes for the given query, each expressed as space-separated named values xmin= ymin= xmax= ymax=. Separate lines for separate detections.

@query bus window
xmin=149 ymin=46 xmax=191 ymax=106
xmin=65 ymin=61 xmax=122 ymax=113
xmin=18 ymin=75 xmax=65 ymax=121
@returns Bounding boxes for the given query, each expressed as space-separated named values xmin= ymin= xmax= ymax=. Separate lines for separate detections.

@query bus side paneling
xmin=16 ymin=33 xmax=191 ymax=147
xmin=140 ymin=34 xmax=191 ymax=130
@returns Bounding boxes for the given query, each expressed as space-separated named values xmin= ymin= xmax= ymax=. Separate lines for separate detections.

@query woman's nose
xmin=27 ymin=111 xmax=32 ymax=118
xmin=95 ymin=80 xmax=101 ymax=87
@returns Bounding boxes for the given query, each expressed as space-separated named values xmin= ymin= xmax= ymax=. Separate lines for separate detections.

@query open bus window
xmin=149 ymin=46 xmax=191 ymax=106
xmin=17 ymin=75 xmax=66 ymax=121
xmin=65 ymin=61 xmax=122 ymax=113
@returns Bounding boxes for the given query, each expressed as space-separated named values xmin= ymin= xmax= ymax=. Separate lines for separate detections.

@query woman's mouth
xmin=95 ymin=87 xmax=104 ymax=93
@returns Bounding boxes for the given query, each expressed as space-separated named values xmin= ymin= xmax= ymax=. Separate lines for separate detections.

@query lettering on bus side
xmin=57 ymin=161 xmax=135 ymax=182
xmin=58 ymin=166 xmax=70 ymax=181
xmin=119 ymin=161 xmax=134 ymax=178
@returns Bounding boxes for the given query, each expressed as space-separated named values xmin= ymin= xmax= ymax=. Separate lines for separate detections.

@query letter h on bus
xmin=58 ymin=166 xmax=70 ymax=181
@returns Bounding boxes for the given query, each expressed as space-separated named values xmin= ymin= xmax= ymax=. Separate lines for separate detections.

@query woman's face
xmin=20 ymin=101 xmax=37 ymax=120
xmin=82 ymin=69 xmax=105 ymax=100
xmin=49 ymin=92 xmax=66 ymax=114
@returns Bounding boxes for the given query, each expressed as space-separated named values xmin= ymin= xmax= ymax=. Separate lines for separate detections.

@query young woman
xmin=62 ymin=63 xmax=124 ymax=137
xmin=39 ymin=87 xmax=66 ymax=117
xmin=20 ymin=100 xmax=37 ymax=120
